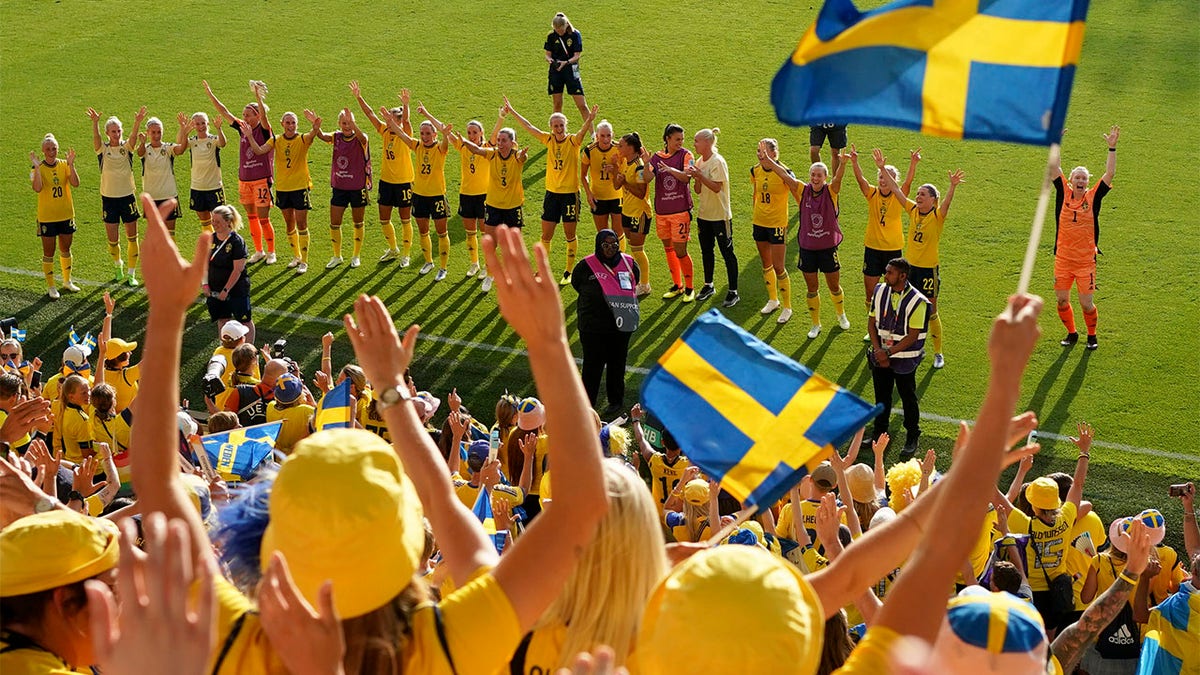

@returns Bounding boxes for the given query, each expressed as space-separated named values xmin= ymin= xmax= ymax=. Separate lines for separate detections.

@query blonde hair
xmin=42 ymin=133 xmax=59 ymax=149
xmin=881 ymin=164 xmax=898 ymax=181
xmin=499 ymin=127 xmax=517 ymax=143
xmin=595 ymin=120 xmax=613 ymax=136
xmin=536 ymin=460 xmax=668 ymax=669
xmin=340 ymin=364 xmax=367 ymax=396
xmin=212 ymin=204 xmax=243 ymax=231
xmin=105 ymin=116 xmax=123 ymax=134
xmin=467 ymin=120 xmax=484 ymax=133
xmin=694 ymin=127 xmax=720 ymax=149
xmin=282 ymin=111 xmax=298 ymax=124
xmin=549 ymin=112 xmax=568 ymax=127
xmin=810 ymin=162 xmax=829 ymax=176
xmin=146 ymin=117 xmax=163 ymax=130
xmin=759 ymin=137 xmax=779 ymax=158
xmin=683 ymin=496 xmax=710 ymax=543
xmin=191 ymin=112 xmax=209 ymax=125
xmin=1070 ymin=165 xmax=1091 ymax=181
xmin=552 ymin=12 xmax=573 ymax=32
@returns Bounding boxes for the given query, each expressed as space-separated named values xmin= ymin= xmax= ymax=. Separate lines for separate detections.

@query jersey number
xmin=761 ymin=192 xmax=771 ymax=204
xmin=420 ymin=163 xmax=432 ymax=175
xmin=51 ymin=186 xmax=64 ymax=198
xmin=386 ymin=150 xmax=395 ymax=160
xmin=913 ymin=232 xmax=924 ymax=243
xmin=658 ymin=477 xmax=681 ymax=504
xmin=258 ymin=188 xmax=270 ymax=200
xmin=553 ymin=159 xmax=564 ymax=171
xmin=500 ymin=176 xmax=507 ymax=187
xmin=468 ymin=162 xmax=475 ymax=174
xmin=599 ymin=169 xmax=610 ymax=180
xmin=285 ymin=157 xmax=292 ymax=168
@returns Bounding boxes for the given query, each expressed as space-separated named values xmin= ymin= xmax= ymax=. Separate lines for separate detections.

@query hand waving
xmin=142 ymin=195 xmax=211 ymax=313
xmin=344 ymin=294 xmax=417 ymax=391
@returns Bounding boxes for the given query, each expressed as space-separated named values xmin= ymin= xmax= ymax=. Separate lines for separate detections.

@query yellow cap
xmin=104 ymin=337 xmax=138 ymax=361
xmin=260 ymin=429 xmax=425 ymax=619
xmin=682 ymin=479 xmax=710 ymax=506
xmin=845 ymin=464 xmax=876 ymax=503
xmin=0 ymin=511 xmax=120 ymax=597
xmin=1025 ymin=477 xmax=1062 ymax=511
xmin=638 ymin=546 xmax=824 ymax=675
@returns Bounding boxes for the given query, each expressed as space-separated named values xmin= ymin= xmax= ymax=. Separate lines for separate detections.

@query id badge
xmin=617 ymin=271 xmax=633 ymax=290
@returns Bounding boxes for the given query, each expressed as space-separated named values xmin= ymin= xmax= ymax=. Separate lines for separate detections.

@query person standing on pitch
xmin=866 ymin=257 xmax=929 ymax=458
xmin=571 ymin=229 xmax=639 ymax=418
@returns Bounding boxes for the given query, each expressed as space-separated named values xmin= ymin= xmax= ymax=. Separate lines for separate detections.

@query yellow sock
xmin=42 ymin=256 xmax=55 ymax=288
xmin=830 ymin=288 xmax=845 ymax=317
xmin=540 ymin=236 xmax=554 ymax=255
xmin=929 ymin=312 xmax=943 ymax=353
xmin=107 ymin=238 xmax=122 ymax=264
xmin=330 ymin=226 xmax=343 ymax=257
xmin=420 ymin=232 xmax=433 ymax=263
xmin=565 ymin=237 xmax=577 ymax=273
xmin=778 ymin=271 xmax=792 ymax=309
xmin=126 ymin=233 xmax=140 ymax=273
xmin=401 ymin=219 xmax=413 ymax=257
xmin=631 ymin=246 xmax=650 ymax=283
xmin=438 ymin=234 xmax=450 ymax=269
xmin=60 ymin=255 xmax=72 ymax=285
xmin=288 ymin=231 xmax=301 ymax=259
xmin=466 ymin=229 xmax=479 ymax=265
xmin=298 ymin=228 xmax=310 ymax=262
xmin=352 ymin=223 xmax=365 ymax=258
xmin=382 ymin=220 xmax=397 ymax=250
xmin=762 ymin=267 xmax=778 ymax=302
xmin=807 ymin=293 xmax=821 ymax=326
xmin=617 ymin=232 xmax=627 ymax=253
xmin=199 ymin=217 xmax=213 ymax=234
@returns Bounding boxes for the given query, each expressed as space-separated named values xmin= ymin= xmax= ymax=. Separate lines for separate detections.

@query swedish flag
xmin=771 ymin=0 xmax=1090 ymax=145
xmin=1137 ymin=582 xmax=1199 ymax=675
xmin=471 ymin=487 xmax=507 ymax=554
xmin=641 ymin=310 xmax=880 ymax=508
xmin=200 ymin=421 xmax=281 ymax=481
xmin=68 ymin=326 xmax=97 ymax=353
xmin=314 ymin=379 xmax=352 ymax=431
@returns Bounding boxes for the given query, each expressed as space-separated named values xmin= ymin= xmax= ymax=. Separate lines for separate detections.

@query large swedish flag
xmin=200 ymin=421 xmax=281 ymax=482
xmin=771 ymin=0 xmax=1090 ymax=145
xmin=641 ymin=310 xmax=881 ymax=508
xmin=471 ymin=487 xmax=508 ymax=554
xmin=314 ymin=379 xmax=352 ymax=431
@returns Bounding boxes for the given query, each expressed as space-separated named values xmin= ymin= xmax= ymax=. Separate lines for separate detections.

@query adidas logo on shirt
xmin=1108 ymin=624 xmax=1136 ymax=645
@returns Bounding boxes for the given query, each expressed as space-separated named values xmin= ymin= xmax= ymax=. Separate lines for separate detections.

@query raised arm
xmin=377 ymin=107 xmax=415 ymax=146
xmin=348 ymin=80 xmax=382 ymax=130
xmin=303 ymin=109 xmax=331 ymax=143
xmin=871 ymin=148 xmax=904 ymax=200
xmin=872 ymin=433 xmax=888 ymax=494
xmin=830 ymin=428 xmax=865 ymax=537
xmin=86 ymin=107 xmax=103 ymax=152
xmin=415 ymin=102 xmax=445 ymax=134
xmin=629 ymin=404 xmax=655 ymax=464
xmin=1006 ymin=454 xmax=1034 ymax=503
xmin=30 ymin=151 xmax=43 ymax=192
xmin=939 ymin=169 xmax=964 ymax=219
xmin=1101 ymin=125 xmax=1118 ymax=186
xmin=236 ymin=120 xmax=271 ymax=155
xmin=455 ymin=132 xmax=489 ymax=158
xmin=252 ymin=82 xmax=271 ymax=134
xmin=490 ymin=107 xmax=505 ymax=145
xmin=398 ymin=88 xmax=412 ymax=135
xmin=343 ymin=108 xmax=368 ymax=146
xmin=1180 ymin=483 xmax=1198 ymax=560
xmin=1065 ymin=421 xmax=1093 ymax=509
xmin=136 ymin=132 xmax=147 ymax=158
xmin=214 ymin=117 xmax=227 ymax=147
xmin=203 ymin=80 xmax=236 ymax=126
xmin=125 ymin=107 xmax=146 ymax=152
xmin=502 ymin=97 xmax=544 ymax=137
xmin=573 ymin=104 xmax=599 ymax=144
xmin=901 ymin=148 xmax=920 ymax=195
xmin=830 ymin=150 xmax=848 ymax=194
xmin=847 ymin=145 xmax=871 ymax=197
xmin=758 ymin=149 xmax=801 ymax=192
xmin=174 ymin=113 xmax=190 ymax=154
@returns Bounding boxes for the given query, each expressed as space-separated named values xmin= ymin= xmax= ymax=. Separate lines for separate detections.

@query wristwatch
xmin=374 ymin=384 xmax=413 ymax=411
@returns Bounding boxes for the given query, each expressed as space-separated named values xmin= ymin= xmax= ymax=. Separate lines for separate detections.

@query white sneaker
xmin=399 ymin=256 xmax=411 ymax=268
xmin=434 ymin=268 xmax=447 ymax=281
xmin=636 ymin=283 xmax=652 ymax=297
xmin=265 ymin=252 xmax=277 ymax=265
xmin=777 ymin=308 xmax=793 ymax=324
xmin=287 ymin=257 xmax=300 ymax=269
xmin=465 ymin=262 xmax=481 ymax=278
xmin=481 ymin=276 xmax=494 ymax=292
xmin=248 ymin=251 xmax=266 ymax=264
xmin=933 ymin=353 xmax=945 ymax=369
xmin=325 ymin=256 xmax=343 ymax=269
xmin=837 ymin=314 xmax=851 ymax=330
xmin=350 ymin=256 xmax=361 ymax=268
xmin=760 ymin=299 xmax=780 ymax=315
xmin=63 ymin=282 xmax=81 ymax=293
xmin=379 ymin=248 xmax=399 ymax=262
xmin=47 ymin=287 xmax=60 ymax=300
xmin=807 ymin=324 xmax=822 ymax=339
xmin=863 ymin=333 xmax=871 ymax=342
xmin=419 ymin=262 xmax=435 ymax=275
xmin=297 ymin=262 xmax=308 ymax=274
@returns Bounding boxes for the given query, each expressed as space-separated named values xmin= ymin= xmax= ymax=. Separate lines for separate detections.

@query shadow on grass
xmin=1027 ymin=347 xmax=1074 ymax=415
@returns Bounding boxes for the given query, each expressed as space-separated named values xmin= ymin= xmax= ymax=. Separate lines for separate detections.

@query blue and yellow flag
xmin=1136 ymin=582 xmax=1199 ymax=675
xmin=200 ymin=421 xmax=281 ymax=482
xmin=314 ymin=379 xmax=352 ymax=431
xmin=771 ymin=0 xmax=1090 ymax=145
xmin=68 ymin=326 xmax=97 ymax=354
xmin=641 ymin=310 xmax=881 ymax=508
xmin=471 ymin=487 xmax=507 ymax=554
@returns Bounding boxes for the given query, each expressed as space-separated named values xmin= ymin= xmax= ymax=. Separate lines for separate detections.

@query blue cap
xmin=467 ymin=439 xmax=490 ymax=473
xmin=274 ymin=374 xmax=303 ymax=404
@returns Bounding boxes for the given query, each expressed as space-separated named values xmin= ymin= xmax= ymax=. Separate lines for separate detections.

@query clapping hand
xmin=344 ymin=295 xmax=418 ymax=392
xmin=481 ymin=226 xmax=567 ymax=349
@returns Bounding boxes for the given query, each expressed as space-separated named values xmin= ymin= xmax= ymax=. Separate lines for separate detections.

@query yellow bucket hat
xmin=260 ymin=429 xmax=425 ymax=619
xmin=638 ymin=546 xmax=824 ymax=674
xmin=0 ymin=510 xmax=120 ymax=597
xmin=1025 ymin=477 xmax=1062 ymax=511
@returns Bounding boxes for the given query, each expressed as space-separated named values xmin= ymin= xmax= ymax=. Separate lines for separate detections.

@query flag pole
xmin=705 ymin=504 xmax=758 ymax=546
xmin=1017 ymin=143 xmax=1061 ymax=294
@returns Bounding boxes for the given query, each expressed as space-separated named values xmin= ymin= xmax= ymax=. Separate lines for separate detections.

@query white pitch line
xmin=2 ymin=265 xmax=1187 ymax=462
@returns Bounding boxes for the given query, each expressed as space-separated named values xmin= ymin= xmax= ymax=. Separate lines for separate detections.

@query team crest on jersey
xmin=1080 ymin=202 xmax=1090 ymax=211
xmin=225 ymin=244 xmax=232 ymax=253
xmin=567 ymin=38 xmax=573 ymax=46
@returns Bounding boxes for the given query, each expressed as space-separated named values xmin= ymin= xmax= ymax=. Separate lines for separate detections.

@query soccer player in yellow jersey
xmin=751 ymin=139 xmax=798 ymax=324
xmin=31 ymin=133 xmax=80 ymax=299
xmin=449 ymin=111 xmax=504 ymax=278
xmin=88 ymin=105 xmax=146 ymax=286
xmin=608 ymin=133 xmax=654 ymax=296
xmin=381 ymin=103 xmax=453 ymax=280
xmin=455 ymin=124 xmax=529 ymax=293
xmin=873 ymin=147 xmax=964 ymax=369
xmin=244 ymin=110 xmax=320 ymax=274
xmin=179 ymin=111 xmax=227 ymax=236
xmin=848 ymin=145 xmax=917 ymax=325
xmin=503 ymin=96 xmax=599 ymax=285
xmin=581 ymin=120 xmax=623 ymax=243
xmin=351 ymin=81 xmax=412 ymax=264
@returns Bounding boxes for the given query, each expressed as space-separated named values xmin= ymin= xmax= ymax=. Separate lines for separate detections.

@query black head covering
xmin=595 ymin=229 xmax=621 ymax=266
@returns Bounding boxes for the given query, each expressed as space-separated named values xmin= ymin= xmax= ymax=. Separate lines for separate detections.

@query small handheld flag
xmin=641 ymin=310 xmax=881 ymax=508
xmin=471 ymin=487 xmax=507 ymax=554
xmin=314 ymin=379 xmax=353 ymax=431
xmin=68 ymin=326 xmax=97 ymax=355
xmin=9 ymin=328 xmax=26 ymax=343
xmin=200 ymin=421 xmax=282 ymax=482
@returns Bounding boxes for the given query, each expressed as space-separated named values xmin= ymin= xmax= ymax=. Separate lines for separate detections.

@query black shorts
xmin=753 ymin=224 xmax=787 ymax=245
xmin=909 ymin=265 xmax=940 ymax=298
xmin=485 ymin=205 xmax=524 ymax=228
xmin=331 ymin=188 xmax=370 ymax=209
xmin=153 ymin=198 xmax=183 ymax=221
xmin=590 ymin=198 xmax=621 ymax=216
xmin=799 ymin=246 xmax=841 ymax=274
xmin=863 ymin=247 xmax=901 ymax=277
xmin=190 ymin=188 xmax=225 ymax=213
xmin=378 ymin=180 xmax=413 ymax=208
xmin=621 ymin=213 xmax=651 ymax=235
xmin=541 ymin=191 xmax=580 ymax=224
xmin=38 ymin=219 xmax=76 ymax=237
xmin=548 ymin=65 xmax=584 ymax=96
xmin=101 ymin=195 xmax=139 ymax=224
xmin=458 ymin=193 xmax=486 ymax=219
xmin=206 ymin=294 xmax=252 ymax=323
xmin=275 ymin=188 xmax=312 ymax=211
xmin=809 ymin=124 xmax=848 ymax=149
xmin=412 ymin=194 xmax=449 ymax=220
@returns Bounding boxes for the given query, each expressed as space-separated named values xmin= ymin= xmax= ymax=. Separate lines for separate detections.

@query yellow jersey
xmin=454 ymin=481 xmax=524 ymax=510
xmin=648 ymin=452 xmax=690 ymax=516
xmin=833 ymin=626 xmax=900 ymax=674
xmin=104 ymin=364 xmax=140 ymax=413
xmin=1007 ymin=502 xmax=1078 ymax=592
xmin=266 ymin=402 xmax=313 ymax=454
xmin=751 ymin=164 xmax=792 ymax=231
xmin=36 ymin=160 xmax=75 ymax=222
xmin=535 ymin=131 xmax=582 ymax=194
xmin=619 ymin=160 xmax=652 ymax=219
xmin=583 ymin=141 xmax=621 ymax=201
xmin=0 ymin=636 xmax=90 ymax=674
xmin=91 ymin=408 xmax=133 ymax=487
xmin=271 ymin=133 xmax=313 ymax=192
xmin=905 ymin=199 xmax=947 ymax=268
xmin=451 ymin=137 xmax=489 ymax=196
xmin=375 ymin=121 xmax=415 ymax=184
xmin=864 ymin=187 xmax=906 ymax=251
xmin=57 ymin=402 xmax=94 ymax=464
xmin=410 ymin=140 xmax=448 ymax=197
xmin=484 ymin=148 xmax=525 ymax=209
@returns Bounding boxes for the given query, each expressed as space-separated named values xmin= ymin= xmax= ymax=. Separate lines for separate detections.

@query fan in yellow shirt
xmin=31 ymin=133 xmax=81 ymax=299
xmin=265 ymin=374 xmax=314 ymax=454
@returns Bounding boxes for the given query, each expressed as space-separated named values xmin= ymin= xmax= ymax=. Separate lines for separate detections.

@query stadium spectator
xmin=205 ymin=79 xmax=276 ymax=265
xmin=572 ymin=229 xmax=639 ymax=416
xmin=809 ymin=123 xmax=848 ymax=178
xmin=607 ymin=132 xmax=654 ymax=296
xmin=203 ymin=204 xmax=254 ymax=343
xmin=135 ymin=115 xmax=187 ymax=238
xmin=687 ymin=127 xmax=739 ymax=306
xmin=179 ymin=110 xmax=227 ymax=235
xmin=544 ymin=12 xmax=588 ymax=117
xmin=87 ymin=105 xmax=145 ymax=286
xmin=866 ymin=258 xmax=930 ymax=457
xmin=31 ymin=133 xmax=81 ymax=299
xmin=647 ymin=124 xmax=696 ymax=302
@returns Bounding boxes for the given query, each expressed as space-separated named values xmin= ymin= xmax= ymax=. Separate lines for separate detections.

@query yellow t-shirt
xmin=619 ymin=160 xmax=652 ymax=219
xmin=904 ymin=199 xmax=947 ymax=268
xmin=376 ymin=121 xmax=415 ymax=184
xmin=647 ymin=452 xmax=690 ymax=517
xmin=1148 ymin=545 xmax=1186 ymax=606
xmin=777 ymin=498 xmax=844 ymax=553
xmin=834 ymin=625 xmax=901 ymax=674
xmin=451 ymin=137 xmax=490 ymax=196
xmin=0 ymin=637 xmax=89 ymax=674
xmin=535 ymin=132 xmax=582 ymax=194
xmin=454 ymin=481 xmax=524 ymax=510
xmin=1007 ymin=502 xmax=1078 ymax=592
xmin=91 ymin=408 xmax=133 ymax=486
xmin=412 ymin=141 xmax=448 ymax=197
xmin=36 ymin=160 xmax=75 ymax=222
xmin=98 ymin=143 xmax=136 ymax=197
xmin=58 ymin=402 xmax=94 ymax=464
xmin=864 ymin=187 xmax=906 ymax=251
xmin=484 ymin=148 xmax=525 ymax=209
xmin=1066 ymin=546 xmax=1092 ymax=611
xmin=271 ymin=133 xmax=314 ymax=192
xmin=266 ymin=401 xmax=314 ymax=454
xmin=955 ymin=509 xmax=999 ymax=585
xmin=751 ymin=164 xmax=792 ymax=231
xmin=583 ymin=141 xmax=621 ymax=201
xmin=104 ymin=363 xmax=140 ymax=413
